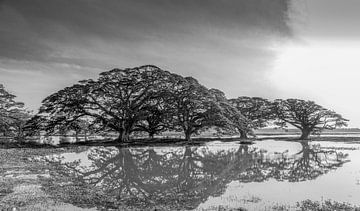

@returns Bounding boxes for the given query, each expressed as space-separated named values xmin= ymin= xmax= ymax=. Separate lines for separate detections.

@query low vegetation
xmin=296 ymin=199 xmax=360 ymax=211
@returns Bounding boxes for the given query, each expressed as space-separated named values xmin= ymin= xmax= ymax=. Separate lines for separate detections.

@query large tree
xmin=168 ymin=78 xmax=230 ymax=141
xmin=274 ymin=99 xmax=348 ymax=140
xmin=229 ymin=96 xmax=274 ymax=139
xmin=209 ymin=89 xmax=249 ymax=138
xmin=29 ymin=65 xmax=181 ymax=142
xmin=134 ymin=102 xmax=172 ymax=138
xmin=0 ymin=84 xmax=31 ymax=139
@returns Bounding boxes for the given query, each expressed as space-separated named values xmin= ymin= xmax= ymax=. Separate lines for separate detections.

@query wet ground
xmin=1 ymin=137 xmax=360 ymax=210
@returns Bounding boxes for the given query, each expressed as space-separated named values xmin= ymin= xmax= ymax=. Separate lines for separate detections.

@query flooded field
xmin=1 ymin=138 xmax=360 ymax=210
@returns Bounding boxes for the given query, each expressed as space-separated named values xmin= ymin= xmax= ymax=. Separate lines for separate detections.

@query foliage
xmin=274 ymin=99 xmax=348 ymax=139
xmin=0 ymin=84 xmax=31 ymax=139
xmin=210 ymin=89 xmax=249 ymax=137
xmin=28 ymin=65 xmax=236 ymax=142
xmin=167 ymin=78 xmax=231 ymax=140
xmin=134 ymin=98 xmax=173 ymax=138
xmin=28 ymin=65 xmax=184 ymax=141
xmin=229 ymin=96 xmax=274 ymax=139
xmin=29 ymin=65 xmax=235 ymax=142
xmin=26 ymin=65 xmax=350 ymax=142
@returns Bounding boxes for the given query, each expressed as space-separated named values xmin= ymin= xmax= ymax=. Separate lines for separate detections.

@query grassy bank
xmin=0 ymin=146 xmax=90 ymax=210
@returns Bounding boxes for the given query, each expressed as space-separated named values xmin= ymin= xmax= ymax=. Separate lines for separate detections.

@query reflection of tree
xmin=42 ymin=142 xmax=349 ymax=210
xmin=272 ymin=142 xmax=349 ymax=182
xmin=232 ymin=142 xmax=350 ymax=183
xmin=61 ymin=148 xmax=168 ymax=207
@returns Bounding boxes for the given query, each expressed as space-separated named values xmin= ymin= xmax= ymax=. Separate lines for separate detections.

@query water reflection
xmin=41 ymin=141 xmax=349 ymax=210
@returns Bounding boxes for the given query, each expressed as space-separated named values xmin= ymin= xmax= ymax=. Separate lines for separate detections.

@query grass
xmin=295 ymin=199 xmax=360 ymax=211
xmin=0 ymin=136 xmax=255 ymax=149
xmin=0 ymin=146 xmax=90 ymax=210
xmin=198 ymin=200 xmax=360 ymax=211
xmin=2 ymin=131 xmax=360 ymax=149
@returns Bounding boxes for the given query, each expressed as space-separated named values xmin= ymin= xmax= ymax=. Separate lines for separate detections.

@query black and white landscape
xmin=1 ymin=0 xmax=360 ymax=210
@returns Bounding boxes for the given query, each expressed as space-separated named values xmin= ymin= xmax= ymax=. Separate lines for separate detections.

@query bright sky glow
xmin=270 ymin=40 xmax=360 ymax=127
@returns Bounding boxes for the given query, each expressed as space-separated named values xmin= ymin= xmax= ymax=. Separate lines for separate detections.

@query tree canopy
xmin=29 ymin=65 xmax=238 ymax=142
xmin=167 ymin=79 xmax=235 ymax=141
xmin=26 ymin=65 xmax=350 ymax=142
xmin=229 ymin=96 xmax=274 ymax=139
xmin=210 ymin=89 xmax=248 ymax=138
xmin=274 ymin=99 xmax=348 ymax=139
xmin=28 ymin=65 xmax=180 ymax=141
xmin=0 ymin=84 xmax=31 ymax=138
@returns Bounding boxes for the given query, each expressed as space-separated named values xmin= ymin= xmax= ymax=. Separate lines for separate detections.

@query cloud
xmin=0 ymin=0 xmax=292 ymax=63
xmin=292 ymin=0 xmax=360 ymax=39
xmin=0 ymin=0 xmax=293 ymax=110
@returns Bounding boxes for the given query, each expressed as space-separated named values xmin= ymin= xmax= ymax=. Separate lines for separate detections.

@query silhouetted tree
xmin=168 ymin=78 xmax=229 ymax=141
xmin=209 ymin=89 xmax=249 ymax=138
xmin=0 ymin=84 xmax=31 ymax=139
xmin=274 ymin=99 xmax=348 ymax=140
xmin=229 ymin=97 xmax=274 ymax=139
xmin=28 ymin=65 xmax=182 ymax=142
xmin=134 ymin=102 xmax=171 ymax=138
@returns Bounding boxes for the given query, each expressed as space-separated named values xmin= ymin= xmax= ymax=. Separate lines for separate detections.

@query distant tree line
xmin=0 ymin=65 xmax=349 ymax=142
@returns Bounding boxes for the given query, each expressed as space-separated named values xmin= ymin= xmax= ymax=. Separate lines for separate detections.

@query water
xmin=41 ymin=139 xmax=360 ymax=210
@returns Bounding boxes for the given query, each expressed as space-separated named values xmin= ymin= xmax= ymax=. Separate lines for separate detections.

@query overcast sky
xmin=1 ymin=0 xmax=360 ymax=127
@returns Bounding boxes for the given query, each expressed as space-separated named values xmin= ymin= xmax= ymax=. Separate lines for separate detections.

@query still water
xmin=41 ymin=140 xmax=360 ymax=210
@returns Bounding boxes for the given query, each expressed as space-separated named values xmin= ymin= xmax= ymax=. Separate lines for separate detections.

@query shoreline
xmin=1 ymin=136 xmax=360 ymax=210
xmin=1 ymin=135 xmax=360 ymax=149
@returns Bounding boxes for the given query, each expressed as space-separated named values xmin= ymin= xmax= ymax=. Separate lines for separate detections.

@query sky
xmin=0 ymin=0 xmax=359 ymax=127
xmin=269 ymin=0 xmax=360 ymax=127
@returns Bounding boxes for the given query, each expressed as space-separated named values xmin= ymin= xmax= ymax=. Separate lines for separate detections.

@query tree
xmin=0 ymin=84 xmax=31 ymax=139
xmin=62 ymin=119 xmax=91 ymax=142
xmin=274 ymin=99 xmax=348 ymax=140
xmin=29 ymin=65 xmax=182 ymax=142
xmin=134 ymin=100 xmax=172 ymax=138
xmin=281 ymin=142 xmax=349 ymax=182
xmin=168 ymin=77 xmax=229 ymax=141
xmin=229 ymin=97 xmax=274 ymax=139
xmin=209 ymin=89 xmax=249 ymax=138
xmin=25 ymin=87 xmax=95 ymax=137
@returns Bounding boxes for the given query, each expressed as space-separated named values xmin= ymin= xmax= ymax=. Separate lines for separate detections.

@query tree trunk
xmin=148 ymin=132 xmax=155 ymax=139
xmin=185 ymin=130 xmax=192 ymax=141
xmin=238 ymin=144 xmax=249 ymax=155
xmin=300 ymin=141 xmax=310 ymax=149
xmin=239 ymin=129 xmax=248 ymax=139
xmin=16 ymin=125 xmax=24 ymax=140
xmin=117 ymin=130 xmax=130 ymax=142
xmin=300 ymin=128 xmax=311 ymax=140
xmin=75 ymin=131 xmax=79 ymax=142
xmin=300 ymin=141 xmax=310 ymax=159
